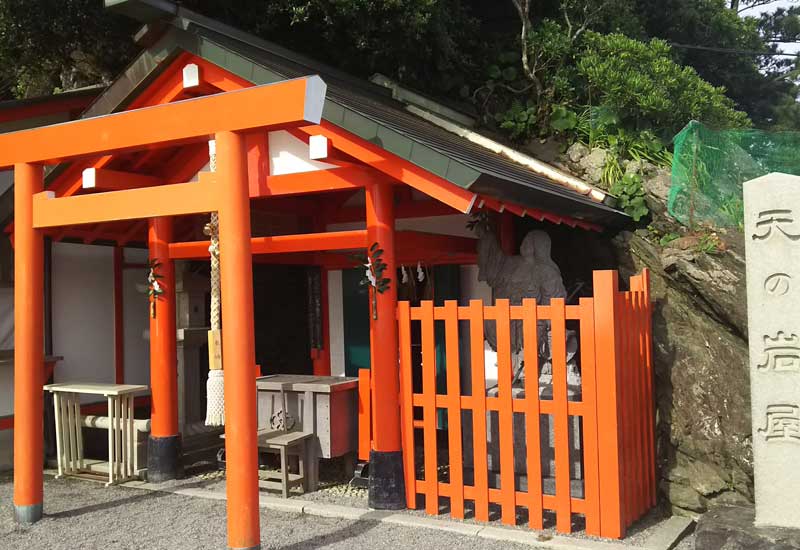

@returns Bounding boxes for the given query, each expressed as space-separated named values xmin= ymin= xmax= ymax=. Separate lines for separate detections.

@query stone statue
xmin=475 ymin=220 xmax=579 ymax=390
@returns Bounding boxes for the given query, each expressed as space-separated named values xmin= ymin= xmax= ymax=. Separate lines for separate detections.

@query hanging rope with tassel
xmin=205 ymin=140 xmax=225 ymax=426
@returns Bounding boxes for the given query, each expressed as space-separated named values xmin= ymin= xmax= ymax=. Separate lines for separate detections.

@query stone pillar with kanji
xmin=744 ymin=172 xmax=800 ymax=528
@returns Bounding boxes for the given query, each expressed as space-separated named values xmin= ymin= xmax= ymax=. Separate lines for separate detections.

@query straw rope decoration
xmin=205 ymin=140 xmax=225 ymax=426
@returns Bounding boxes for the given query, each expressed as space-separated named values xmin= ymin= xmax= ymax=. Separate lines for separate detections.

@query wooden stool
xmin=256 ymin=429 xmax=312 ymax=497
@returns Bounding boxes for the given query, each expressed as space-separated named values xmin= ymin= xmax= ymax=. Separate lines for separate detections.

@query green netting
xmin=668 ymin=121 xmax=800 ymax=228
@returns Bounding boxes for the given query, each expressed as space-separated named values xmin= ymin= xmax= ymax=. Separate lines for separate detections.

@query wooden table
xmin=44 ymin=383 xmax=148 ymax=486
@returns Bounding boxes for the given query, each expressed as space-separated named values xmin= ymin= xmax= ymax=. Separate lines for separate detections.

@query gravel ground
xmin=0 ymin=473 xmax=543 ymax=550
xmin=155 ymin=461 xmax=697 ymax=549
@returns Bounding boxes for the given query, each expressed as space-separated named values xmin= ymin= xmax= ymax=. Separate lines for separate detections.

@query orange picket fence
xmin=358 ymin=269 xmax=655 ymax=539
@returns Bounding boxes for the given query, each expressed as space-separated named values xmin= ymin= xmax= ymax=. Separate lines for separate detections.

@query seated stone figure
xmin=475 ymin=221 xmax=579 ymax=390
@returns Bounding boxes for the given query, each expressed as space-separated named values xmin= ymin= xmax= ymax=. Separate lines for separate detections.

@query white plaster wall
xmin=0 ymin=288 xmax=14 ymax=421
xmin=0 ymin=170 xmax=12 ymax=198
xmin=0 ymin=286 xmax=13 ymax=351
xmin=0 ymin=430 xmax=11 ymax=471
xmin=52 ymin=243 xmax=115 ymax=402
xmin=268 ymin=130 xmax=338 ymax=175
xmin=327 ymin=270 xmax=346 ymax=377
xmin=122 ymin=248 xmax=150 ymax=386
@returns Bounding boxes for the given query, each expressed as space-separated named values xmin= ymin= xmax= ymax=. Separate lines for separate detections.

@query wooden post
xmin=592 ymin=270 xmax=625 ymax=538
xmin=498 ymin=210 xmax=515 ymax=255
xmin=147 ymin=217 xmax=181 ymax=482
xmin=217 ymin=130 xmax=261 ymax=550
xmin=13 ymin=162 xmax=44 ymax=523
xmin=365 ymin=181 xmax=405 ymax=509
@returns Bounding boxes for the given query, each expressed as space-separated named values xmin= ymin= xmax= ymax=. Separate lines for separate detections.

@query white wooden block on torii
xmin=183 ymin=63 xmax=200 ymax=89
xmin=308 ymin=135 xmax=328 ymax=160
xmin=744 ymin=172 xmax=800 ymax=529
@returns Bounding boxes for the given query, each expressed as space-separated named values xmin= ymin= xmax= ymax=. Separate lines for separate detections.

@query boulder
xmin=613 ymin=227 xmax=752 ymax=515
xmin=565 ymin=141 xmax=589 ymax=164
xmin=696 ymin=506 xmax=800 ymax=550
xmin=578 ymin=147 xmax=608 ymax=186
xmin=642 ymin=168 xmax=672 ymax=215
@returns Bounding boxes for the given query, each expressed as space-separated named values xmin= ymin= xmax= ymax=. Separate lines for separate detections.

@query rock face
xmin=696 ymin=506 xmax=800 ymax=550
xmin=559 ymin=138 xmax=753 ymax=516
xmin=614 ymin=228 xmax=752 ymax=517
xmin=564 ymin=143 xmax=609 ymax=188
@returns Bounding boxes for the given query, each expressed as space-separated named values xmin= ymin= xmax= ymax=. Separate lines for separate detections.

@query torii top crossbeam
xmin=0 ymin=76 xmax=326 ymax=168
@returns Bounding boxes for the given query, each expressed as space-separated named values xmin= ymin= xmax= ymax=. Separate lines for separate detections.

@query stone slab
xmin=302 ymin=501 xmax=372 ymax=519
xmin=696 ymin=505 xmax=800 ymax=550
xmin=744 ymin=173 xmax=800 ymax=528
xmin=381 ymin=513 xmax=484 ymax=536
xmin=640 ymin=515 xmax=694 ymax=550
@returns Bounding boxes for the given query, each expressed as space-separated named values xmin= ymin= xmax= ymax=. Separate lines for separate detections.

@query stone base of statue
xmin=696 ymin=505 xmax=800 ymax=550
xmin=462 ymin=375 xmax=584 ymax=495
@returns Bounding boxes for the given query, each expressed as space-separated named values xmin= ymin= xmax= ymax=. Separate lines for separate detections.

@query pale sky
xmin=747 ymin=0 xmax=800 ymax=54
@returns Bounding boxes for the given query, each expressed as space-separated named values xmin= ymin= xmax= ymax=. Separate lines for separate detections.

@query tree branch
xmin=509 ymin=0 xmax=543 ymax=97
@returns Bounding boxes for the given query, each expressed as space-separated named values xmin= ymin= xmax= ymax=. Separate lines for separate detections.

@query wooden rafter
xmin=168 ymin=229 xmax=368 ymax=260
xmin=298 ymin=122 xmax=477 ymax=214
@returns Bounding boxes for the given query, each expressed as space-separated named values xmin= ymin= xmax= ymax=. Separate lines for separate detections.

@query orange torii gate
xmin=1 ymin=76 xmax=328 ymax=550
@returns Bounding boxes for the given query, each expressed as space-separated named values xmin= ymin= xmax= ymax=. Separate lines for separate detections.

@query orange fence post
xmin=592 ymin=270 xmax=625 ymax=539
xmin=217 ymin=130 xmax=260 ymax=550
xmin=468 ymin=300 xmax=490 ymax=522
xmin=443 ymin=300 xmax=465 ymax=519
xmin=419 ymin=300 xmax=439 ymax=515
xmin=398 ymin=301 xmax=417 ymax=509
xmin=365 ymin=180 xmax=405 ymax=509
xmin=579 ymin=297 xmax=601 ymax=535
xmin=147 ymin=217 xmax=181 ymax=482
xmin=641 ymin=269 xmax=657 ymax=507
xmin=494 ymin=299 xmax=517 ymax=525
xmin=522 ymin=299 xmax=543 ymax=529
xmin=550 ymin=298 xmax=572 ymax=533
xmin=633 ymin=290 xmax=646 ymax=519
xmin=358 ymin=369 xmax=371 ymax=462
xmin=13 ymin=162 xmax=44 ymax=524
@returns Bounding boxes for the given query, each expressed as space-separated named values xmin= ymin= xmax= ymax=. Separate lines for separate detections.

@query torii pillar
xmin=217 ymin=130 xmax=261 ymax=549
xmin=147 ymin=217 xmax=181 ymax=481
xmin=365 ymin=181 xmax=406 ymax=509
xmin=13 ymin=162 xmax=44 ymax=523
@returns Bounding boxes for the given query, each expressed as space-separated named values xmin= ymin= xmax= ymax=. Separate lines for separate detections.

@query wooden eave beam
xmin=168 ymin=229 xmax=368 ymax=260
xmin=32 ymin=178 xmax=219 ymax=229
xmin=82 ymin=168 xmax=162 ymax=191
xmin=298 ymin=122 xmax=477 ymax=214
xmin=0 ymin=75 xmax=326 ymax=168
xmin=330 ymin=199 xmax=459 ymax=223
xmin=396 ymin=231 xmax=477 ymax=256
xmin=196 ymin=165 xmax=383 ymax=198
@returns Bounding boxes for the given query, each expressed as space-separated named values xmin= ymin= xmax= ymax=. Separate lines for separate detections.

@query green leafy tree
xmin=576 ymin=32 xmax=751 ymax=133
xmin=0 ymin=0 xmax=136 ymax=98
xmin=185 ymin=0 xmax=481 ymax=96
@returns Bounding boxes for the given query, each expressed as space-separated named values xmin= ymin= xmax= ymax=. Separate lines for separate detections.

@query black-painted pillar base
xmin=14 ymin=503 xmax=42 ymax=524
xmin=147 ymin=434 xmax=182 ymax=483
xmin=367 ymin=450 xmax=406 ymax=510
